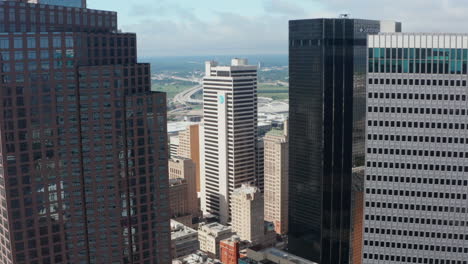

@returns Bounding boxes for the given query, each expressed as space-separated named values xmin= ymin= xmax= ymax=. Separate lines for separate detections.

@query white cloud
xmin=263 ymin=0 xmax=307 ymax=16
xmin=121 ymin=0 xmax=468 ymax=56
xmin=316 ymin=0 xmax=468 ymax=33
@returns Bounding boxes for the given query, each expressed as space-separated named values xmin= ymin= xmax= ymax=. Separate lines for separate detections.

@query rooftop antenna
xmin=339 ymin=14 xmax=350 ymax=19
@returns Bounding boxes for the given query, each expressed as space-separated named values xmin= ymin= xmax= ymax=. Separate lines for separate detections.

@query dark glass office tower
xmin=0 ymin=1 xmax=170 ymax=263
xmin=288 ymin=18 xmax=401 ymax=264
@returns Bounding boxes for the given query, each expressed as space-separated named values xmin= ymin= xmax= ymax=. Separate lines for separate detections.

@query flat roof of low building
xmin=261 ymin=248 xmax=319 ymax=264
xmin=171 ymin=220 xmax=197 ymax=240
xmin=199 ymin=222 xmax=231 ymax=235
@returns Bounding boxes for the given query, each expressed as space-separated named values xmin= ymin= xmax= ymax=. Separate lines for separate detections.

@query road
xmin=173 ymin=84 xmax=203 ymax=105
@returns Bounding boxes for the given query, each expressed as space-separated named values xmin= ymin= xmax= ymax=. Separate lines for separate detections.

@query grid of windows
xmin=364 ymin=33 xmax=468 ymax=263
xmin=0 ymin=1 xmax=170 ymax=264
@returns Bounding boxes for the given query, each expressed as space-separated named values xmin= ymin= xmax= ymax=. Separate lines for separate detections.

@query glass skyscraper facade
xmin=37 ymin=0 xmax=85 ymax=8
xmin=288 ymin=18 xmax=401 ymax=264
xmin=0 ymin=0 xmax=170 ymax=263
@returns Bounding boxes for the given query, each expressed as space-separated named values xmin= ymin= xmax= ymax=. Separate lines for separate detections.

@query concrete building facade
xmin=201 ymin=59 xmax=258 ymax=224
xmin=197 ymin=222 xmax=233 ymax=258
xmin=177 ymin=124 xmax=201 ymax=192
xmin=170 ymin=157 xmax=199 ymax=217
xmin=171 ymin=220 xmax=200 ymax=259
xmin=169 ymin=178 xmax=191 ymax=226
xmin=231 ymin=184 xmax=264 ymax=245
xmin=364 ymin=33 xmax=468 ymax=264
xmin=264 ymin=127 xmax=289 ymax=235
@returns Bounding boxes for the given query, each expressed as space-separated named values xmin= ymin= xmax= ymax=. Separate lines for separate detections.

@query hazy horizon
xmin=87 ymin=0 xmax=468 ymax=57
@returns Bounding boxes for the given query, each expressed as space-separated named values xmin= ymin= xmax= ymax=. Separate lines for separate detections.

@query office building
xmin=219 ymin=236 xmax=241 ymax=264
xmin=170 ymin=158 xmax=199 ymax=217
xmin=171 ymin=220 xmax=200 ymax=259
xmin=364 ymin=33 xmax=468 ymax=263
xmin=172 ymin=252 xmax=222 ymax=264
xmin=169 ymin=135 xmax=180 ymax=158
xmin=169 ymin=178 xmax=193 ymax=226
xmin=255 ymin=139 xmax=264 ymax=192
xmin=0 ymin=1 xmax=170 ymax=263
xmin=177 ymin=124 xmax=201 ymax=192
xmin=198 ymin=222 xmax=233 ymax=258
xmin=201 ymin=59 xmax=258 ymax=224
xmin=288 ymin=18 xmax=401 ymax=263
xmin=29 ymin=0 xmax=86 ymax=7
xmin=264 ymin=127 xmax=289 ymax=235
xmin=231 ymin=184 xmax=264 ymax=245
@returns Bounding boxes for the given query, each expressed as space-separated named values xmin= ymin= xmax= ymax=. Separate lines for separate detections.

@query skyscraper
xmin=29 ymin=0 xmax=86 ymax=8
xmin=288 ymin=18 xmax=401 ymax=263
xmin=200 ymin=59 xmax=258 ymax=224
xmin=364 ymin=33 xmax=468 ymax=263
xmin=230 ymin=184 xmax=264 ymax=245
xmin=255 ymin=139 xmax=264 ymax=192
xmin=263 ymin=126 xmax=288 ymax=235
xmin=0 ymin=1 xmax=170 ymax=263
xmin=177 ymin=124 xmax=201 ymax=192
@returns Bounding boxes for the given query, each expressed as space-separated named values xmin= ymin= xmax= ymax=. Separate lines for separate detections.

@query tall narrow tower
xmin=201 ymin=59 xmax=258 ymax=224
xmin=264 ymin=126 xmax=289 ymax=235
xmin=288 ymin=18 xmax=401 ymax=263
xmin=231 ymin=184 xmax=264 ymax=245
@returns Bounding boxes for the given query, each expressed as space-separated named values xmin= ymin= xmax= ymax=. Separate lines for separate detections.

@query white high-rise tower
xmin=200 ymin=59 xmax=258 ymax=224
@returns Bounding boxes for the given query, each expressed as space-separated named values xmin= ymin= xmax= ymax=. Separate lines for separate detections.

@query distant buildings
xmin=264 ymin=126 xmax=289 ymax=235
xmin=171 ymin=220 xmax=200 ymax=258
xmin=201 ymin=59 xmax=258 ymax=224
xmin=198 ymin=222 xmax=234 ymax=258
xmin=364 ymin=33 xmax=468 ymax=263
xmin=288 ymin=18 xmax=401 ymax=263
xmin=231 ymin=184 xmax=265 ymax=245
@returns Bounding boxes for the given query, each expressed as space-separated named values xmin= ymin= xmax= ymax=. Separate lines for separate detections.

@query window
xmin=1 ymin=51 xmax=9 ymax=60
xmin=28 ymin=51 xmax=37 ymax=59
xmin=53 ymin=37 xmax=61 ymax=48
xmin=0 ymin=38 xmax=9 ymax=49
xmin=14 ymin=38 xmax=23 ymax=49
xmin=40 ymin=50 xmax=49 ymax=59
xmin=65 ymin=36 xmax=73 ymax=48
xmin=14 ymin=51 xmax=23 ymax=60
xmin=27 ymin=37 xmax=36 ymax=48
xmin=40 ymin=37 xmax=49 ymax=48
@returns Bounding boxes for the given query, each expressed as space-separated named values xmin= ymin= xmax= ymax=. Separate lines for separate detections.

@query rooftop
xmin=169 ymin=178 xmax=187 ymax=187
xmin=199 ymin=222 xmax=231 ymax=235
xmin=171 ymin=220 xmax=197 ymax=240
xmin=249 ymin=247 xmax=319 ymax=264
xmin=265 ymin=129 xmax=285 ymax=138
xmin=173 ymin=252 xmax=222 ymax=264
xmin=232 ymin=184 xmax=261 ymax=197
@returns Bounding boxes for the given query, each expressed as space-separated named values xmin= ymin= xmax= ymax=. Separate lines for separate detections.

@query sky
xmin=87 ymin=0 xmax=468 ymax=57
